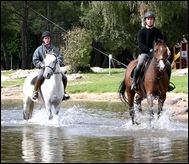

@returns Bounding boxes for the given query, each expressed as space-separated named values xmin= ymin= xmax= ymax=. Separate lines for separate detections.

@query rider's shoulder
xmin=52 ymin=45 xmax=60 ymax=53
xmin=138 ymin=27 xmax=147 ymax=33
xmin=36 ymin=45 xmax=43 ymax=50
xmin=34 ymin=45 xmax=43 ymax=53
xmin=152 ymin=26 xmax=161 ymax=32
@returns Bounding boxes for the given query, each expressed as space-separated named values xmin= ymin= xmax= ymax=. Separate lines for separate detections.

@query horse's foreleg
xmin=134 ymin=95 xmax=143 ymax=125
xmin=49 ymin=110 xmax=53 ymax=120
xmin=23 ymin=97 xmax=34 ymax=120
xmin=45 ymin=104 xmax=53 ymax=120
xmin=129 ymin=107 xmax=135 ymax=125
xmin=158 ymin=95 xmax=166 ymax=119
xmin=135 ymin=95 xmax=143 ymax=112
xmin=48 ymin=105 xmax=60 ymax=119
xmin=127 ymin=90 xmax=135 ymax=125
xmin=55 ymin=105 xmax=60 ymax=115
xmin=147 ymin=94 xmax=154 ymax=124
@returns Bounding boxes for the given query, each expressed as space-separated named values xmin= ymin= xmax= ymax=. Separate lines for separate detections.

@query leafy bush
xmin=62 ymin=27 xmax=92 ymax=73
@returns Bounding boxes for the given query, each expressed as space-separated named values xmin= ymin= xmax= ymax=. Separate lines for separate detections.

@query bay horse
xmin=119 ymin=40 xmax=172 ymax=125
xmin=23 ymin=50 xmax=64 ymax=120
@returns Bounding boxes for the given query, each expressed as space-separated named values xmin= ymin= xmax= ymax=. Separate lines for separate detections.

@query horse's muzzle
xmin=46 ymin=73 xmax=51 ymax=79
xmin=158 ymin=59 xmax=165 ymax=71
xmin=43 ymin=72 xmax=51 ymax=79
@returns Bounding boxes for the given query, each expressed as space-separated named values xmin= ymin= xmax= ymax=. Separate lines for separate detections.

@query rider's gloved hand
xmin=147 ymin=49 xmax=153 ymax=58
xmin=40 ymin=63 xmax=45 ymax=68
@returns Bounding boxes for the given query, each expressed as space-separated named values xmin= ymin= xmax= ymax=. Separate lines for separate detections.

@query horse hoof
xmin=23 ymin=113 xmax=28 ymax=120
xmin=135 ymin=121 xmax=141 ymax=125
xmin=49 ymin=115 xmax=53 ymax=120
xmin=23 ymin=112 xmax=29 ymax=120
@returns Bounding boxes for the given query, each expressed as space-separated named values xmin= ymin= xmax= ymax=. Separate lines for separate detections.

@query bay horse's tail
xmin=118 ymin=79 xmax=128 ymax=104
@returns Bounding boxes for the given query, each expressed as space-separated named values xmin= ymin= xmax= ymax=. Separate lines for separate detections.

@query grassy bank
xmin=1 ymin=68 xmax=188 ymax=94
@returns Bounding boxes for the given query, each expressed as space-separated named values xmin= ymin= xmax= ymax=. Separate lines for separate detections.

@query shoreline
xmin=1 ymin=86 xmax=188 ymax=121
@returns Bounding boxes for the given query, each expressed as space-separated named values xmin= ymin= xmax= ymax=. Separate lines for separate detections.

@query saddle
xmin=138 ymin=58 xmax=151 ymax=82
xmin=30 ymin=75 xmax=45 ymax=86
xmin=132 ymin=58 xmax=151 ymax=90
xmin=132 ymin=58 xmax=175 ymax=92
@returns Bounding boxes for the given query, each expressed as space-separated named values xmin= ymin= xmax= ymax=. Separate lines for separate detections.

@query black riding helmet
xmin=144 ymin=11 xmax=155 ymax=20
xmin=42 ymin=31 xmax=52 ymax=38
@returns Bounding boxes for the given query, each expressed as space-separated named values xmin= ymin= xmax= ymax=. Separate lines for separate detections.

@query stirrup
xmin=62 ymin=93 xmax=70 ymax=101
xmin=167 ymin=82 xmax=176 ymax=92
xmin=131 ymin=82 xmax=138 ymax=91
xmin=32 ymin=91 xmax=38 ymax=101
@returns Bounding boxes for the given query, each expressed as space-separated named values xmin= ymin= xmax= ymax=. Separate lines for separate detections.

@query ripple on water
xmin=1 ymin=105 xmax=188 ymax=137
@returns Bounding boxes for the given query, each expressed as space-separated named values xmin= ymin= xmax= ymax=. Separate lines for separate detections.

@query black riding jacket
xmin=137 ymin=27 xmax=163 ymax=55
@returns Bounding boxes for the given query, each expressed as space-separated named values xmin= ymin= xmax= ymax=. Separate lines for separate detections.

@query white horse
xmin=23 ymin=51 xmax=64 ymax=120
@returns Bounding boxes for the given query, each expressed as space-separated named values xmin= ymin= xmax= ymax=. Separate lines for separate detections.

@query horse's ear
xmin=157 ymin=38 xmax=163 ymax=43
xmin=51 ymin=49 xmax=56 ymax=55
xmin=153 ymin=40 xmax=157 ymax=47
xmin=154 ymin=39 xmax=165 ymax=46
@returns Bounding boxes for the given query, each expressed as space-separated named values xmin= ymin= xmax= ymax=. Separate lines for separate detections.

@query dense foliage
xmin=1 ymin=1 xmax=188 ymax=71
xmin=62 ymin=27 xmax=92 ymax=73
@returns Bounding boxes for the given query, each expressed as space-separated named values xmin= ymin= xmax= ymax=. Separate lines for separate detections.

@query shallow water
xmin=1 ymin=100 xmax=188 ymax=163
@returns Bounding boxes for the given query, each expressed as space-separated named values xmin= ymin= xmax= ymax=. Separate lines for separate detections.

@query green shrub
xmin=62 ymin=27 xmax=92 ymax=73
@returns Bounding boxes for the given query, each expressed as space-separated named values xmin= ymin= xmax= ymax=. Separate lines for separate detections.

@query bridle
xmin=153 ymin=43 xmax=169 ymax=71
xmin=45 ymin=52 xmax=60 ymax=74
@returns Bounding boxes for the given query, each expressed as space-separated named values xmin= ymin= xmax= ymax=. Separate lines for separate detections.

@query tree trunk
xmin=21 ymin=1 xmax=28 ymax=69
xmin=1 ymin=42 xmax=10 ymax=70
xmin=46 ymin=1 xmax=51 ymax=31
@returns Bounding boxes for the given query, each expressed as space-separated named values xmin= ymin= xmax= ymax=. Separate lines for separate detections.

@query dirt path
xmin=1 ymin=86 xmax=188 ymax=121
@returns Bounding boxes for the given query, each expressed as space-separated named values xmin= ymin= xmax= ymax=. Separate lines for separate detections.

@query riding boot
xmin=131 ymin=68 xmax=140 ymax=91
xmin=32 ymin=76 xmax=44 ymax=101
xmin=166 ymin=62 xmax=175 ymax=92
xmin=167 ymin=82 xmax=176 ymax=92
xmin=62 ymin=74 xmax=70 ymax=101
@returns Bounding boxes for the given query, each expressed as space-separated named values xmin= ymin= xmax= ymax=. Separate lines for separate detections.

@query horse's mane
xmin=153 ymin=39 xmax=166 ymax=46
xmin=153 ymin=39 xmax=168 ymax=57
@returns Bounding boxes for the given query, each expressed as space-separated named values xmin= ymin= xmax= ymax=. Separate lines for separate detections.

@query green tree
xmin=1 ymin=1 xmax=187 ymax=70
xmin=62 ymin=27 xmax=92 ymax=73
xmin=149 ymin=1 xmax=188 ymax=47
xmin=81 ymin=1 xmax=140 ymax=55
xmin=1 ymin=1 xmax=20 ymax=69
xmin=80 ymin=1 xmax=188 ymax=56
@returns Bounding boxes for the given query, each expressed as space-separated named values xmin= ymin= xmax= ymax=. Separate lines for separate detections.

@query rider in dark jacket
xmin=131 ymin=11 xmax=175 ymax=92
xmin=32 ymin=31 xmax=70 ymax=101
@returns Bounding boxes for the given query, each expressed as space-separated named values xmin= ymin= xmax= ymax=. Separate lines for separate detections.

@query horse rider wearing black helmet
xmin=32 ymin=31 xmax=70 ymax=101
xmin=131 ymin=10 xmax=175 ymax=92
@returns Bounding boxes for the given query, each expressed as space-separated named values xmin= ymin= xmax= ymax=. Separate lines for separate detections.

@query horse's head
xmin=43 ymin=51 xmax=59 ymax=79
xmin=153 ymin=39 xmax=169 ymax=71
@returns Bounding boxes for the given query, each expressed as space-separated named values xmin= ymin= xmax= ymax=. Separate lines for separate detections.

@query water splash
xmin=28 ymin=108 xmax=59 ymax=127
xmin=121 ymin=110 xmax=188 ymax=132
xmin=1 ymin=106 xmax=188 ymax=135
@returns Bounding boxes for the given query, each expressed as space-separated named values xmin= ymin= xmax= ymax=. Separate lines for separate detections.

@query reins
xmin=45 ymin=51 xmax=60 ymax=74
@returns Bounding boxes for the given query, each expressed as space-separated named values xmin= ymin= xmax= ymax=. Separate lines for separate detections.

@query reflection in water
xmin=22 ymin=126 xmax=64 ymax=162
xmin=1 ymin=100 xmax=188 ymax=163
xmin=22 ymin=127 xmax=35 ymax=162
xmin=41 ymin=128 xmax=52 ymax=162
xmin=132 ymin=137 xmax=172 ymax=163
